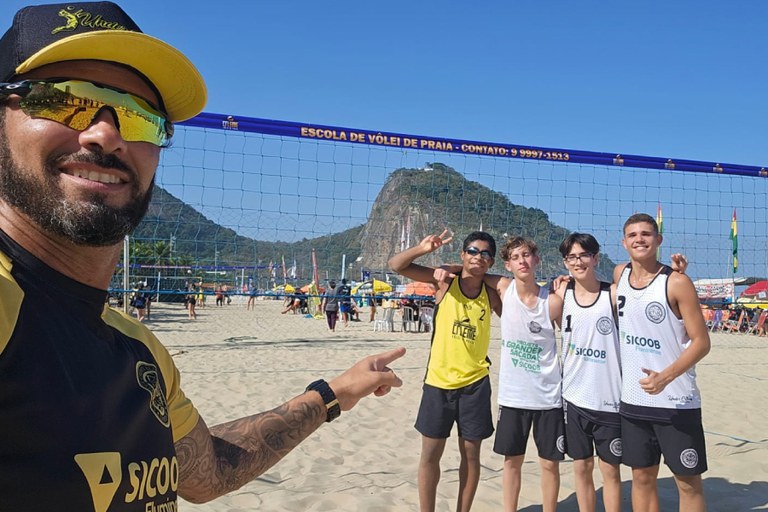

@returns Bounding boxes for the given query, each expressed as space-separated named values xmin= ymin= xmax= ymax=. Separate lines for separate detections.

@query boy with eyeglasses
xmin=556 ymin=233 xmax=623 ymax=512
xmin=388 ymin=230 xmax=502 ymax=512
xmin=0 ymin=3 xmax=405 ymax=509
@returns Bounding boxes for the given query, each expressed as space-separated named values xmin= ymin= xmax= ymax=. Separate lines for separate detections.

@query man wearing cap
xmin=0 ymin=2 xmax=405 ymax=510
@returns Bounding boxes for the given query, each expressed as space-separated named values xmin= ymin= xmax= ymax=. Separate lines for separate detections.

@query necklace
xmin=629 ymin=265 xmax=663 ymax=289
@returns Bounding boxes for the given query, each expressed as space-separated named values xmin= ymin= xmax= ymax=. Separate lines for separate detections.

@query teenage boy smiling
xmin=615 ymin=213 xmax=710 ymax=512
xmin=389 ymin=230 xmax=502 ymax=512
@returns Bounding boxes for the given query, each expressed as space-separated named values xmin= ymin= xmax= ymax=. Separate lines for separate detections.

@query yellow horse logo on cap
xmin=51 ymin=6 xmax=127 ymax=35
xmin=51 ymin=9 xmax=78 ymax=34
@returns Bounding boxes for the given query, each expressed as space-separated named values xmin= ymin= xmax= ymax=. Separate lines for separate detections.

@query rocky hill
xmin=132 ymin=163 xmax=614 ymax=283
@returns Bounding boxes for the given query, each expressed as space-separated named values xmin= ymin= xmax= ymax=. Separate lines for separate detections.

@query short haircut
xmin=623 ymin=213 xmax=658 ymax=235
xmin=559 ymin=233 xmax=600 ymax=257
xmin=500 ymin=236 xmax=539 ymax=261
xmin=462 ymin=231 xmax=496 ymax=258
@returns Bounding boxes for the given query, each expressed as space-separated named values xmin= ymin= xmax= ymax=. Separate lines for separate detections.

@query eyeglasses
xmin=465 ymin=246 xmax=494 ymax=260
xmin=0 ymin=79 xmax=173 ymax=147
xmin=564 ymin=252 xmax=595 ymax=264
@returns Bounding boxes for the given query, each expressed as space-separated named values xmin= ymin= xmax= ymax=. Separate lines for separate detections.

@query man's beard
xmin=0 ymin=129 xmax=153 ymax=247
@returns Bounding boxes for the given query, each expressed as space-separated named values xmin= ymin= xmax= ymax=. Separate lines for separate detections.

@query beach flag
xmin=729 ymin=209 xmax=738 ymax=273
xmin=656 ymin=203 xmax=663 ymax=260
xmin=289 ymin=259 xmax=297 ymax=279
xmin=281 ymin=255 xmax=287 ymax=281
xmin=269 ymin=260 xmax=276 ymax=279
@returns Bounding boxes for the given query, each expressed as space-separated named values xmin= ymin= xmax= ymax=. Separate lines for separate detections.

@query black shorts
xmin=621 ymin=415 xmax=707 ymax=475
xmin=415 ymin=376 xmax=494 ymax=441
xmin=565 ymin=403 xmax=622 ymax=464
xmin=494 ymin=406 xmax=565 ymax=461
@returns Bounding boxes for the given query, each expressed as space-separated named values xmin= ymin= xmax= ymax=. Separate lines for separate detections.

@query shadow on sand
xmin=518 ymin=476 xmax=768 ymax=512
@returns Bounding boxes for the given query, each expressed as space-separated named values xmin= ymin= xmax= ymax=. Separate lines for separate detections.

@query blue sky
xmin=2 ymin=1 xmax=767 ymax=280
xmin=2 ymin=1 xmax=764 ymax=164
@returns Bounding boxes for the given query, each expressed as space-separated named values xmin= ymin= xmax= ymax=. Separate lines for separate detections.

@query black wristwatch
xmin=305 ymin=379 xmax=341 ymax=423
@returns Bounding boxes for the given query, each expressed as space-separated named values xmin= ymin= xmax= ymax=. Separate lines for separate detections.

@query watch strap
xmin=305 ymin=379 xmax=341 ymax=422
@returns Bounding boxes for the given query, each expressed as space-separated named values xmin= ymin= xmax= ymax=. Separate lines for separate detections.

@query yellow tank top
xmin=426 ymin=277 xmax=492 ymax=389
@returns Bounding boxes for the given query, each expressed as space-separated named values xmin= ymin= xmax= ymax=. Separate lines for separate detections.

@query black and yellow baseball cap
xmin=0 ymin=1 xmax=206 ymax=122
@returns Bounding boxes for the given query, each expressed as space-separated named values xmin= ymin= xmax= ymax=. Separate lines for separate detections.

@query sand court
xmin=140 ymin=299 xmax=767 ymax=511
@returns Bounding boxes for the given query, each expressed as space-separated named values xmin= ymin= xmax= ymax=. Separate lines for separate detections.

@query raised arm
xmin=639 ymin=273 xmax=710 ymax=395
xmin=175 ymin=347 xmax=406 ymax=503
xmin=388 ymin=230 xmax=453 ymax=283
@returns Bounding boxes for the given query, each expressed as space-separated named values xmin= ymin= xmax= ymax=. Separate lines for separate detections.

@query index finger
xmin=372 ymin=347 xmax=407 ymax=370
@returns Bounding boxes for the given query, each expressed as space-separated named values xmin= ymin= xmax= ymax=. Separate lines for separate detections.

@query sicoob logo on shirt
xmin=136 ymin=362 xmax=170 ymax=427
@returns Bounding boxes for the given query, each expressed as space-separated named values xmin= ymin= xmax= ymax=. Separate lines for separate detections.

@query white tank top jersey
xmin=498 ymin=280 xmax=561 ymax=410
xmin=561 ymin=281 xmax=621 ymax=414
xmin=616 ymin=264 xmax=702 ymax=412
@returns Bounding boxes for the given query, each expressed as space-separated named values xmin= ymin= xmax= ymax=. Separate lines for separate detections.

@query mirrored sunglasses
xmin=0 ymin=79 xmax=173 ymax=147
xmin=465 ymin=246 xmax=493 ymax=260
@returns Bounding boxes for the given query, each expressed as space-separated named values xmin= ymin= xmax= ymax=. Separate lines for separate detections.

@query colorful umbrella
xmin=405 ymin=281 xmax=436 ymax=297
xmin=352 ymin=279 xmax=393 ymax=295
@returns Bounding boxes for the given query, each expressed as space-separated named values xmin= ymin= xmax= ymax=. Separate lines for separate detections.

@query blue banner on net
xmin=181 ymin=112 xmax=768 ymax=179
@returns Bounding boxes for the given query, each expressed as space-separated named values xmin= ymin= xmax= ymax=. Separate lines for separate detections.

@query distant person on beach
xmin=368 ymin=291 xmax=377 ymax=321
xmin=338 ymin=278 xmax=353 ymax=327
xmin=246 ymin=282 xmax=257 ymax=310
xmin=132 ymin=282 xmax=148 ymax=322
xmin=389 ymin=230 xmax=502 ymax=512
xmin=614 ymin=214 xmax=710 ymax=512
xmin=0 ymin=3 xmax=405 ymax=509
xmin=186 ymin=284 xmax=198 ymax=319
xmin=321 ymin=281 xmax=341 ymax=331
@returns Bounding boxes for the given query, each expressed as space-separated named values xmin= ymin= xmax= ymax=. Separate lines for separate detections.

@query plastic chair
xmin=374 ymin=307 xmax=396 ymax=332
xmin=747 ymin=310 xmax=767 ymax=335
xmin=709 ymin=309 xmax=723 ymax=332
xmin=419 ymin=306 xmax=434 ymax=332
xmin=401 ymin=306 xmax=419 ymax=332
xmin=724 ymin=311 xmax=746 ymax=333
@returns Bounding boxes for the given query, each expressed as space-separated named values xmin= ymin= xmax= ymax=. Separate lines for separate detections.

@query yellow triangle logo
xmin=74 ymin=452 xmax=122 ymax=512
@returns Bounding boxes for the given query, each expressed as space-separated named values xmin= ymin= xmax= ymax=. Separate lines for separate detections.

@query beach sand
xmin=142 ymin=299 xmax=768 ymax=511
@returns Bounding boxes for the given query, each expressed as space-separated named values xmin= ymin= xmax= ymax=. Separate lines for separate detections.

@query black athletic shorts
xmin=414 ymin=376 xmax=494 ymax=441
xmin=565 ymin=402 xmax=622 ymax=464
xmin=493 ymin=405 xmax=565 ymax=461
xmin=621 ymin=415 xmax=707 ymax=475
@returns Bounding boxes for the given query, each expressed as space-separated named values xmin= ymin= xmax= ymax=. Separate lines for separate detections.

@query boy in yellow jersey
xmin=389 ymin=230 xmax=502 ymax=512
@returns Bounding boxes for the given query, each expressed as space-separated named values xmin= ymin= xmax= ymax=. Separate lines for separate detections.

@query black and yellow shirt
xmin=0 ymin=230 xmax=199 ymax=511
xmin=426 ymin=277 xmax=492 ymax=389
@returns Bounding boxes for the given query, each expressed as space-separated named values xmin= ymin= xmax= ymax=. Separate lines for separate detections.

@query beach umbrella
xmin=352 ymin=279 xmax=392 ymax=295
xmin=741 ymin=280 xmax=768 ymax=298
xmin=273 ymin=284 xmax=295 ymax=294
xmin=405 ymin=281 xmax=436 ymax=297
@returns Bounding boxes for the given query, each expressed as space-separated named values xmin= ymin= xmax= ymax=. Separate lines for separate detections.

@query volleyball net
xmin=114 ymin=112 xmax=768 ymax=308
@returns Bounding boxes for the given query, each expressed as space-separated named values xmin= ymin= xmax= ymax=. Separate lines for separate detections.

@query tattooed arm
xmin=175 ymin=347 xmax=406 ymax=503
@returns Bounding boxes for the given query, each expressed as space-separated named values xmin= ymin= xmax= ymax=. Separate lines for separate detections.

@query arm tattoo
xmin=176 ymin=398 xmax=325 ymax=503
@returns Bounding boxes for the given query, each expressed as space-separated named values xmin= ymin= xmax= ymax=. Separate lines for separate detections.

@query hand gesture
xmin=433 ymin=267 xmax=456 ymax=283
xmin=670 ymin=253 xmax=689 ymax=274
xmin=639 ymin=367 xmax=670 ymax=395
xmin=551 ymin=274 xmax=572 ymax=292
xmin=329 ymin=347 xmax=406 ymax=411
xmin=418 ymin=229 xmax=453 ymax=254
